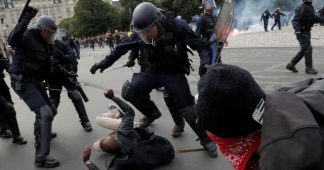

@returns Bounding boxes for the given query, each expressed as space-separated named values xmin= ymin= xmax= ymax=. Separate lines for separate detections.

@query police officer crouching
xmin=90 ymin=2 xmax=217 ymax=158
xmin=286 ymin=0 xmax=324 ymax=75
xmin=8 ymin=6 xmax=60 ymax=168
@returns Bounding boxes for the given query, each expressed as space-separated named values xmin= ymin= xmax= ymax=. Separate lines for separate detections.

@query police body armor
xmin=140 ymin=15 xmax=192 ymax=75
xmin=201 ymin=14 xmax=216 ymax=41
xmin=300 ymin=4 xmax=316 ymax=31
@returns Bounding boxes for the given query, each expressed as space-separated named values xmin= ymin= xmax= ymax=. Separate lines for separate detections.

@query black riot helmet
xmin=35 ymin=15 xmax=57 ymax=44
xmin=132 ymin=2 xmax=158 ymax=33
xmin=132 ymin=2 xmax=164 ymax=45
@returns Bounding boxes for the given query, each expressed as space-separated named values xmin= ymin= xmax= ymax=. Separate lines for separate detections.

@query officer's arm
xmin=96 ymin=40 xmax=139 ymax=69
xmin=196 ymin=17 xmax=203 ymax=35
xmin=7 ymin=19 xmax=30 ymax=47
xmin=179 ymin=20 xmax=211 ymax=65
xmin=292 ymin=6 xmax=304 ymax=32
xmin=70 ymin=39 xmax=80 ymax=57
xmin=313 ymin=14 xmax=324 ymax=24
xmin=280 ymin=12 xmax=286 ymax=16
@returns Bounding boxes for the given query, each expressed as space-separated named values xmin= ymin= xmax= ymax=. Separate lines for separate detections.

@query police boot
xmin=305 ymin=67 xmax=318 ymax=75
xmin=286 ymin=63 xmax=298 ymax=73
xmin=139 ymin=111 xmax=161 ymax=128
xmin=7 ymin=118 xmax=27 ymax=144
xmin=180 ymin=106 xmax=217 ymax=158
xmin=170 ymin=110 xmax=185 ymax=138
xmin=72 ymin=94 xmax=92 ymax=132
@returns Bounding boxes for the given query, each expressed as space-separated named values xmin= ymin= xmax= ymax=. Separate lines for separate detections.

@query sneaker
xmin=305 ymin=67 xmax=318 ymax=75
xmin=12 ymin=136 xmax=27 ymax=145
xmin=171 ymin=123 xmax=185 ymax=138
xmin=201 ymin=140 xmax=218 ymax=158
xmin=81 ymin=122 xmax=93 ymax=132
xmin=34 ymin=155 xmax=60 ymax=168
xmin=286 ymin=63 xmax=298 ymax=73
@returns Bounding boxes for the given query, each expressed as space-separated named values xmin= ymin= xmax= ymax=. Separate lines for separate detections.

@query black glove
xmin=199 ymin=64 xmax=208 ymax=77
xmin=90 ymin=63 xmax=103 ymax=74
xmin=23 ymin=6 xmax=38 ymax=21
xmin=125 ymin=60 xmax=135 ymax=67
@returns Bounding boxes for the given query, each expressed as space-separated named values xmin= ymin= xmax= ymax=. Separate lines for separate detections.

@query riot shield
xmin=214 ymin=0 xmax=234 ymax=60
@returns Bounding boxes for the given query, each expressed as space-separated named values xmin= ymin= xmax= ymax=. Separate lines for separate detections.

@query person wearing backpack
xmin=196 ymin=64 xmax=323 ymax=170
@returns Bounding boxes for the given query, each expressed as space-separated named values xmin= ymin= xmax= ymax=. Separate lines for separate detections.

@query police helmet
xmin=132 ymin=2 xmax=158 ymax=33
xmin=35 ymin=15 xmax=57 ymax=44
xmin=35 ymin=15 xmax=57 ymax=33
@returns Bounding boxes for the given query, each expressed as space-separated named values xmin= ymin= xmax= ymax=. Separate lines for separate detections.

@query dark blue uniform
xmin=287 ymin=2 xmax=324 ymax=74
xmin=271 ymin=10 xmax=285 ymax=30
xmin=0 ymin=50 xmax=26 ymax=143
xmin=92 ymin=18 xmax=217 ymax=156
xmin=48 ymin=40 xmax=91 ymax=130
xmin=260 ymin=10 xmax=272 ymax=32
xmin=7 ymin=18 xmax=57 ymax=163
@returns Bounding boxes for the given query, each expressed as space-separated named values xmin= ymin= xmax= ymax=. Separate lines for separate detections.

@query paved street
xmin=1 ymin=45 xmax=324 ymax=170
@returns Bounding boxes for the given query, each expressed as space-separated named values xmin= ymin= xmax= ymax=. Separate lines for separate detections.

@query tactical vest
xmin=201 ymin=14 xmax=216 ymax=40
xmin=300 ymin=4 xmax=315 ymax=30
xmin=140 ymin=14 xmax=192 ymax=75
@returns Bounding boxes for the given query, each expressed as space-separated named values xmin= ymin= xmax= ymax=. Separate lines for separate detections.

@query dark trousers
xmin=48 ymin=77 xmax=89 ymax=123
xmin=272 ymin=19 xmax=281 ymax=30
xmin=290 ymin=31 xmax=313 ymax=68
xmin=11 ymin=80 xmax=54 ymax=157
xmin=263 ymin=19 xmax=269 ymax=31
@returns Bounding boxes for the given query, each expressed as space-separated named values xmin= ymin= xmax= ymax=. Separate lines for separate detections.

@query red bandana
xmin=207 ymin=130 xmax=261 ymax=170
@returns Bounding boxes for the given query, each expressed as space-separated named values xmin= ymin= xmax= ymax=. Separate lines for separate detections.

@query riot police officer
xmin=286 ymin=0 xmax=324 ymax=75
xmin=271 ymin=8 xmax=285 ymax=30
xmin=59 ymin=29 xmax=80 ymax=72
xmin=196 ymin=0 xmax=221 ymax=67
xmin=0 ymin=37 xmax=27 ymax=145
xmin=48 ymin=30 xmax=92 ymax=132
xmin=260 ymin=9 xmax=272 ymax=32
xmin=8 ymin=7 xmax=60 ymax=168
xmin=90 ymin=2 xmax=217 ymax=158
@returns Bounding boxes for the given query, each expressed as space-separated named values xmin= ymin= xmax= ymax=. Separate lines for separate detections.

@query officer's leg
xmin=34 ymin=105 xmax=59 ymax=168
xmin=163 ymin=90 xmax=185 ymax=138
xmin=0 ymin=96 xmax=26 ymax=144
xmin=67 ymin=88 xmax=92 ymax=132
xmin=271 ymin=22 xmax=276 ymax=30
xmin=264 ymin=20 xmax=268 ymax=31
xmin=287 ymin=34 xmax=309 ymax=72
xmin=15 ymin=82 xmax=59 ymax=168
xmin=48 ymin=83 xmax=62 ymax=112
xmin=121 ymin=72 xmax=161 ymax=128
xmin=304 ymin=46 xmax=317 ymax=74
xmin=162 ymin=74 xmax=217 ymax=158
xmin=278 ymin=20 xmax=281 ymax=29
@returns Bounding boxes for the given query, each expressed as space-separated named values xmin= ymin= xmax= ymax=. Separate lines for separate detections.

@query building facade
xmin=0 ymin=0 xmax=78 ymax=38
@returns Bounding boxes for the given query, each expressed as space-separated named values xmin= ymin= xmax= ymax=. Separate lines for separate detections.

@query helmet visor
xmin=46 ymin=30 xmax=57 ymax=44
xmin=136 ymin=22 xmax=158 ymax=45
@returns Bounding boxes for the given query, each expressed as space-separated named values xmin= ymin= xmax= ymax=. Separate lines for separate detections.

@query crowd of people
xmin=1 ymin=0 xmax=324 ymax=170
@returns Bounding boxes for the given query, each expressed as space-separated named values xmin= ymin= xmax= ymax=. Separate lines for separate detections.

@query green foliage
xmin=70 ymin=0 xmax=118 ymax=37
xmin=58 ymin=18 xmax=73 ymax=31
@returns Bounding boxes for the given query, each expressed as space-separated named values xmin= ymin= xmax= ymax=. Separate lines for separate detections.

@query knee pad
xmin=68 ymin=90 xmax=82 ymax=103
xmin=38 ymin=105 xmax=54 ymax=121
xmin=121 ymin=80 xmax=140 ymax=102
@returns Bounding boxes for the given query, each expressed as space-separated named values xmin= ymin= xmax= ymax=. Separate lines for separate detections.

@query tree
xmin=58 ymin=18 xmax=73 ymax=31
xmin=71 ymin=0 xmax=118 ymax=37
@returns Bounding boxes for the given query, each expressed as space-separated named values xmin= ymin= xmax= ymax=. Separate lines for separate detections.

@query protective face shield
xmin=35 ymin=15 xmax=57 ymax=44
xmin=42 ymin=28 xmax=57 ymax=44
